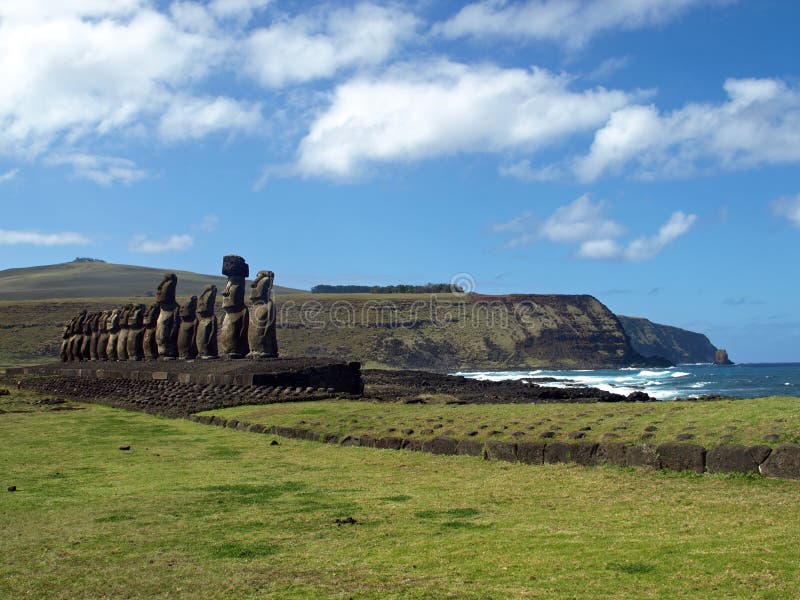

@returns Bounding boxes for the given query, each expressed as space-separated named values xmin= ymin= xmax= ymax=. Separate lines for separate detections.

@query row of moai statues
xmin=60 ymin=255 xmax=278 ymax=361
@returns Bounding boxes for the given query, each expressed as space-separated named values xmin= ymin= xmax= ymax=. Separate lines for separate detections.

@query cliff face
xmin=1 ymin=293 xmax=664 ymax=370
xmin=618 ymin=315 xmax=719 ymax=365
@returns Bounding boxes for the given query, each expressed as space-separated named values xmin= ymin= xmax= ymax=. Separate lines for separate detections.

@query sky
xmin=0 ymin=0 xmax=799 ymax=362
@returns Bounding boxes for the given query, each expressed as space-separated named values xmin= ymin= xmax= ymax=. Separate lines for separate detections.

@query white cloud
xmin=244 ymin=3 xmax=417 ymax=88
xmin=437 ymin=0 xmax=715 ymax=49
xmin=209 ymin=0 xmax=271 ymax=21
xmin=0 ymin=2 xmax=229 ymax=158
xmin=294 ymin=61 xmax=632 ymax=178
xmin=0 ymin=229 xmax=90 ymax=245
xmin=772 ymin=195 xmax=800 ymax=228
xmin=575 ymin=77 xmax=800 ymax=181
xmin=129 ymin=234 xmax=194 ymax=253
xmin=0 ymin=168 xmax=19 ymax=183
xmin=495 ymin=195 xmax=696 ymax=260
xmin=47 ymin=153 xmax=148 ymax=186
xmin=499 ymin=159 xmax=564 ymax=182
xmin=158 ymin=96 xmax=263 ymax=141
xmin=195 ymin=215 xmax=220 ymax=232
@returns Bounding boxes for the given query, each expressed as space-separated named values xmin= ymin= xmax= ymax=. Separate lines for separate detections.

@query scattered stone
xmin=7 ymin=486 xmax=16 ymax=492
xmin=763 ymin=434 xmax=781 ymax=442
xmin=568 ymin=431 xmax=586 ymax=439
xmin=540 ymin=431 xmax=556 ymax=439
xmin=644 ymin=425 xmax=658 ymax=432
xmin=707 ymin=444 xmax=772 ymax=474
xmin=486 ymin=441 xmax=516 ymax=463
xmin=0 ymin=389 xmax=9 ymax=396
xmin=118 ymin=445 xmax=131 ymax=451
xmin=466 ymin=430 xmax=479 ymax=437
xmin=627 ymin=391 xmax=651 ymax=402
xmin=511 ymin=431 xmax=526 ymax=438
xmin=675 ymin=433 xmax=694 ymax=441
xmin=657 ymin=443 xmax=706 ymax=474
xmin=334 ymin=517 xmax=357 ymax=526
xmin=401 ymin=428 xmax=414 ymax=435
xmin=759 ymin=444 xmax=800 ymax=480
xmin=270 ymin=440 xmax=279 ymax=446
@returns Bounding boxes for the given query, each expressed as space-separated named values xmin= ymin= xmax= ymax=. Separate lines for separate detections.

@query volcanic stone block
xmin=759 ymin=444 xmax=800 ymax=479
xmin=657 ymin=443 xmax=706 ymax=474
xmin=322 ymin=433 xmax=340 ymax=444
xmin=402 ymin=438 xmax=424 ymax=452
xmin=595 ymin=442 xmax=627 ymax=466
xmin=457 ymin=439 xmax=484 ymax=457
xmin=222 ymin=255 xmax=249 ymax=278
xmin=570 ymin=441 xmax=599 ymax=466
xmin=544 ymin=442 xmax=571 ymax=464
xmin=375 ymin=437 xmax=403 ymax=450
xmin=422 ymin=437 xmax=458 ymax=455
xmin=517 ymin=442 xmax=545 ymax=465
xmin=248 ymin=423 xmax=265 ymax=434
xmin=707 ymin=444 xmax=772 ymax=474
xmin=485 ymin=441 xmax=517 ymax=463
xmin=625 ymin=444 xmax=659 ymax=468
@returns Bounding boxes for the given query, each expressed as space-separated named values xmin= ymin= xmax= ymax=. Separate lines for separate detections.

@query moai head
xmin=198 ymin=284 xmax=217 ymax=317
xmin=221 ymin=255 xmax=249 ymax=310
xmin=181 ymin=295 xmax=198 ymax=321
xmin=128 ymin=304 xmax=145 ymax=328
xmin=118 ymin=305 xmax=132 ymax=328
xmin=62 ymin=318 xmax=73 ymax=339
xmin=107 ymin=309 xmax=121 ymax=332
xmin=89 ymin=313 xmax=101 ymax=333
xmin=250 ymin=270 xmax=275 ymax=304
xmin=143 ymin=303 xmax=161 ymax=327
xmin=156 ymin=273 xmax=178 ymax=305
xmin=75 ymin=309 xmax=87 ymax=332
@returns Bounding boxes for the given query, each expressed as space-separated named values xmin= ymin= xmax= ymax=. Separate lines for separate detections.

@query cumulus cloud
xmin=437 ymin=0 xmax=715 ymax=49
xmin=772 ymin=195 xmax=800 ymax=228
xmin=294 ymin=61 xmax=632 ymax=178
xmin=46 ymin=154 xmax=148 ymax=186
xmin=0 ymin=168 xmax=19 ymax=183
xmin=209 ymin=0 xmax=271 ymax=21
xmin=575 ymin=77 xmax=800 ymax=181
xmin=0 ymin=229 xmax=90 ymax=245
xmin=494 ymin=195 xmax=697 ymax=260
xmin=243 ymin=3 xmax=417 ymax=87
xmin=498 ymin=159 xmax=564 ymax=182
xmin=129 ymin=234 xmax=194 ymax=253
xmin=158 ymin=96 xmax=263 ymax=141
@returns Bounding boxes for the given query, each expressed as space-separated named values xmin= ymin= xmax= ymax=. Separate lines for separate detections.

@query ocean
xmin=454 ymin=363 xmax=800 ymax=400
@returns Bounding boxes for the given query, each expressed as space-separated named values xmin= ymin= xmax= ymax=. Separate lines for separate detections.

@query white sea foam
xmin=671 ymin=371 xmax=691 ymax=378
xmin=638 ymin=370 xmax=670 ymax=378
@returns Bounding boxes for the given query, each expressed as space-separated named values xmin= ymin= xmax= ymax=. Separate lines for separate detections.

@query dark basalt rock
xmin=375 ymin=437 xmax=403 ymax=450
xmin=595 ymin=442 xmax=627 ymax=466
xmin=714 ymin=349 xmax=734 ymax=365
xmin=422 ymin=437 xmax=458 ymax=455
xmin=222 ymin=255 xmax=249 ymax=278
xmin=544 ymin=442 xmax=571 ymax=464
xmin=570 ymin=441 xmax=598 ymax=466
xmin=624 ymin=444 xmax=659 ymax=468
xmin=759 ymin=444 xmax=800 ymax=480
xmin=657 ymin=443 xmax=706 ymax=474
xmin=485 ymin=441 xmax=516 ymax=463
xmin=707 ymin=444 xmax=772 ymax=474
xmin=457 ymin=439 xmax=484 ymax=457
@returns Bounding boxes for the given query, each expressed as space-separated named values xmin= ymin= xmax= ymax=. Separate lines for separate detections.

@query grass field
xmin=206 ymin=396 xmax=800 ymax=448
xmin=2 ymin=388 xmax=800 ymax=598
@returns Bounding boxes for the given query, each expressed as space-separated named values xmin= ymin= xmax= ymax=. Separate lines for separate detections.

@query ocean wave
xmin=638 ymin=370 xmax=671 ymax=378
xmin=671 ymin=371 xmax=691 ymax=378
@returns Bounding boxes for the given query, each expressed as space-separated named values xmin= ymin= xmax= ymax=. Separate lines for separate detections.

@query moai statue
xmin=196 ymin=285 xmax=218 ymax=359
xmin=126 ymin=304 xmax=146 ymax=361
xmin=116 ymin=304 xmax=132 ymax=361
xmin=89 ymin=313 xmax=101 ymax=360
xmin=70 ymin=310 xmax=87 ymax=361
xmin=219 ymin=255 xmax=250 ymax=359
xmin=81 ymin=313 xmax=93 ymax=360
xmin=178 ymin=296 xmax=198 ymax=360
xmin=60 ymin=317 xmax=74 ymax=362
xmin=97 ymin=311 xmax=110 ymax=361
xmin=105 ymin=309 xmax=121 ymax=361
xmin=247 ymin=270 xmax=278 ymax=359
xmin=142 ymin=303 xmax=161 ymax=360
xmin=155 ymin=273 xmax=180 ymax=359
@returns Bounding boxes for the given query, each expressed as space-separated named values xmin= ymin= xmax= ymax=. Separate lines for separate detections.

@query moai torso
xmin=219 ymin=256 xmax=250 ymax=359
xmin=126 ymin=304 xmax=145 ymax=361
xmin=196 ymin=285 xmax=218 ymax=359
xmin=247 ymin=270 xmax=278 ymax=359
xmin=97 ymin=311 xmax=110 ymax=361
xmin=116 ymin=305 xmax=131 ymax=361
xmin=155 ymin=274 xmax=180 ymax=359
xmin=106 ymin=309 xmax=121 ymax=361
xmin=89 ymin=313 xmax=101 ymax=360
xmin=70 ymin=311 xmax=87 ymax=361
xmin=178 ymin=296 xmax=198 ymax=360
xmin=142 ymin=303 xmax=161 ymax=360
xmin=60 ymin=319 xmax=73 ymax=362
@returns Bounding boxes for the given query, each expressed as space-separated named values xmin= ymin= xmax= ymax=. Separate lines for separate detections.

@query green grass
xmin=204 ymin=396 xmax=800 ymax=448
xmin=2 ymin=388 xmax=800 ymax=598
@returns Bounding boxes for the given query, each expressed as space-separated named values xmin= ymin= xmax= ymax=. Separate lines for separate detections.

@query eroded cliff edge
xmin=618 ymin=315 xmax=721 ymax=365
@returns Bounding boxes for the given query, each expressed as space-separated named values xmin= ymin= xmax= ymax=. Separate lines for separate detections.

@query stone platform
xmin=3 ymin=357 xmax=363 ymax=393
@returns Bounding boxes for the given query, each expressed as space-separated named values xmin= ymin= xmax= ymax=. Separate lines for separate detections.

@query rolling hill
xmin=0 ymin=259 xmax=302 ymax=300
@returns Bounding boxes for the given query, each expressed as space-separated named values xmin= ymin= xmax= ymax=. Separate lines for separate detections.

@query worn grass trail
xmin=1 ymin=391 xmax=799 ymax=598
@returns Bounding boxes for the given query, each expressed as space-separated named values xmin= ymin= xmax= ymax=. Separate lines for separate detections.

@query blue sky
xmin=1 ymin=0 xmax=799 ymax=362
